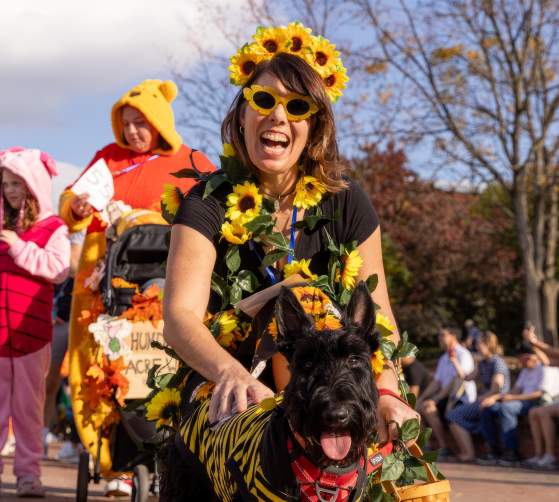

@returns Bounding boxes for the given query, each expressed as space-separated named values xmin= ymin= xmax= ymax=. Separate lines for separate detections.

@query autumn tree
xmin=352 ymin=0 xmax=559 ymax=345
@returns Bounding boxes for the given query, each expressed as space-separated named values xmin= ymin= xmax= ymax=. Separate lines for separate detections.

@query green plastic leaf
xmin=262 ymin=232 xmax=289 ymax=250
xmin=422 ymin=450 xmax=439 ymax=463
xmin=400 ymin=418 xmax=421 ymax=442
xmin=262 ymin=249 xmax=287 ymax=268
xmin=380 ymin=338 xmax=397 ymax=359
xmin=230 ymin=282 xmax=243 ymax=305
xmin=225 ymin=246 xmax=241 ymax=273
xmin=380 ymin=453 xmax=405 ymax=481
xmin=417 ymin=428 xmax=432 ymax=448
xmin=405 ymin=392 xmax=417 ymax=409
xmin=170 ymin=168 xmax=200 ymax=179
xmin=155 ymin=373 xmax=174 ymax=390
xmin=339 ymin=287 xmax=352 ymax=306
xmin=244 ymin=214 xmax=274 ymax=234
xmin=203 ymin=173 xmax=227 ymax=199
xmin=394 ymin=340 xmax=418 ymax=359
xmin=236 ymin=270 xmax=259 ymax=293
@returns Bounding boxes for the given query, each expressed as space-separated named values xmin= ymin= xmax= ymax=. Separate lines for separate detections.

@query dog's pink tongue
xmin=320 ymin=432 xmax=352 ymax=461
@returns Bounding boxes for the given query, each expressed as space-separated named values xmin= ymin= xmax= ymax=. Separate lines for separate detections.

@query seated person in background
xmin=447 ymin=331 xmax=510 ymax=462
xmin=463 ymin=318 xmax=482 ymax=352
xmin=417 ymin=327 xmax=476 ymax=459
xmin=479 ymin=342 xmax=557 ymax=466
xmin=402 ymin=355 xmax=430 ymax=399
xmin=522 ymin=323 xmax=559 ymax=469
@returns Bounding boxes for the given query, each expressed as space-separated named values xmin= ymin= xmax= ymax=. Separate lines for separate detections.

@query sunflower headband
xmin=228 ymin=22 xmax=349 ymax=102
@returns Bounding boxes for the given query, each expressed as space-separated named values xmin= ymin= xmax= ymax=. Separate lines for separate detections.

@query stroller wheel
xmin=76 ymin=451 xmax=90 ymax=502
xmin=131 ymin=464 xmax=150 ymax=502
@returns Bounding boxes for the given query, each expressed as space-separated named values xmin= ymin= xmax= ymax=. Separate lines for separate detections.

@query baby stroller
xmin=76 ymin=221 xmax=170 ymax=502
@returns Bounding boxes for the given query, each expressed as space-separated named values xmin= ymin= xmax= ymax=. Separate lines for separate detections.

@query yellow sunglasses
xmin=243 ymin=85 xmax=318 ymax=122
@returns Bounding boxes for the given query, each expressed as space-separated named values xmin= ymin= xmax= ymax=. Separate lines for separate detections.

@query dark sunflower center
xmin=305 ymin=182 xmax=315 ymax=191
xmin=300 ymin=293 xmax=315 ymax=302
xmin=161 ymin=403 xmax=179 ymax=420
xmin=239 ymin=195 xmax=256 ymax=212
xmin=316 ymin=51 xmax=328 ymax=66
xmin=291 ymin=37 xmax=303 ymax=51
xmin=241 ymin=61 xmax=256 ymax=75
xmin=264 ymin=40 xmax=278 ymax=53
xmin=325 ymin=75 xmax=336 ymax=87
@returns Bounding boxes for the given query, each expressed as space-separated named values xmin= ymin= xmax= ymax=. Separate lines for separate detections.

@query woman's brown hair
xmin=479 ymin=330 xmax=503 ymax=356
xmin=0 ymin=170 xmax=39 ymax=231
xmin=222 ymin=52 xmax=347 ymax=193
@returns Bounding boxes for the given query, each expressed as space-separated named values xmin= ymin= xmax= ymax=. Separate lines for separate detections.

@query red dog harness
xmin=288 ymin=438 xmax=393 ymax=502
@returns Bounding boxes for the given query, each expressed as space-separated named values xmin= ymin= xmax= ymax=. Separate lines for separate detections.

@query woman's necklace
xmin=261 ymin=184 xmax=297 ymax=212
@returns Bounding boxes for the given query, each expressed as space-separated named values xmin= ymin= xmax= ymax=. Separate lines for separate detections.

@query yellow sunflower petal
xmin=145 ymin=388 xmax=181 ymax=429
xmin=375 ymin=312 xmax=395 ymax=338
xmin=340 ymin=249 xmax=363 ymax=290
xmin=284 ymin=22 xmax=314 ymax=54
xmin=283 ymin=258 xmax=318 ymax=281
xmin=305 ymin=36 xmax=340 ymax=77
xmin=221 ymin=221 xmax=251 ymax=245
xmin=229 ymin=43 xmax=266 ymax=86
xmin=294 ymin=176 xmax=327 ymax=209
xmin=223 ymin=143 xmax=236 ymax=158
xmin=161 ymin=183 xmax=182 ymax=217
xmin=253 ymin=26 xmax=288 ymax=55
xmin=371 ymin=349 xmax=385 ymax=377
xmin=323 ymin=64 xmax=350 ymax=103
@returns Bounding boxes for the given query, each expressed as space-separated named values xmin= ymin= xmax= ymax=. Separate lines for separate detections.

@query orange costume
xmin=59 ymin=80 xmax=214 ymax=472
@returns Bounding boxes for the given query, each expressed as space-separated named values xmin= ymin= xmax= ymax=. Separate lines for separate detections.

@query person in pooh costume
xmin=59 ymin=79 xmax=214 ymax=495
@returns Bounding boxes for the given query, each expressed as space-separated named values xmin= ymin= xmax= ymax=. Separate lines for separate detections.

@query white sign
xmin=71 ymin=158 xmax=114 ymax=211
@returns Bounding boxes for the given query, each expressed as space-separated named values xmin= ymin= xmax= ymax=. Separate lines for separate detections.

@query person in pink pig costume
xmin=0 ymin=147 xmax=70 ymax=497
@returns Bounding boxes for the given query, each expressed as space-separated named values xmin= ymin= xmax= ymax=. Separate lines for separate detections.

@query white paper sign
xmin=71 ymin=158 xmax=114 ymax=211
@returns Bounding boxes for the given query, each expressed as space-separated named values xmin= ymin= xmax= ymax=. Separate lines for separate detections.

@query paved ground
xmin=1 ymin=448 xmax=558 ymax=500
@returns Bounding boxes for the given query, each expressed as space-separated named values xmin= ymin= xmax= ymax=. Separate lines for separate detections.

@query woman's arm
xmin=163 ymin=225 xmax=273 ymax=423
xmin=357 ymin=227 xmax=420 ymax=442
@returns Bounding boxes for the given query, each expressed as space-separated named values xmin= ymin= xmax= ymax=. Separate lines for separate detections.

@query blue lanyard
xmin=112 ymin=154 xmax=160 ymax=177
xmin=250 ymin=205 xmax=298 ymax=284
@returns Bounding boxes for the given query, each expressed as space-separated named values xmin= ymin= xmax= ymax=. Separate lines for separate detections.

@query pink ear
xmin=39 ymin=151 xmax=58 ymax=176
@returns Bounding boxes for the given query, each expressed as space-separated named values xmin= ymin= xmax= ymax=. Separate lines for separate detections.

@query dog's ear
xmin=346 ymin=281 xmax=379 ymax=351
xmin=275 ymin=287 xmax=314 ymax=358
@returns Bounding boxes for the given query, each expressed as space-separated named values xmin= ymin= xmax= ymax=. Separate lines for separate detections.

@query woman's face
xmin=241 ymin=72 xmax=311 ymax=178
xmin=477 ymin=340 xmax=490 ymax=358
xmin=1 ymin=169 xmax=27 ymax=209
xmin=121 ymin=106 xmax=159 ymax=153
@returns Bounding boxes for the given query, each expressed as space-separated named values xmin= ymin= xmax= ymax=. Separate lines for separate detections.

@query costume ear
xmin=275 ymin=287 xmax=314 ymax=358
xmin=345 ymin=282 xmax=379 ymax=352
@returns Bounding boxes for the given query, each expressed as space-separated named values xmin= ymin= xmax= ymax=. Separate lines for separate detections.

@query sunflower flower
xmin=146 ymin=387 xmax=182 ymax=429
xmin=229 ymin=44 xmax=264 ymax=86
xmin=293 ymin=176 xmax=327 ymax=209
xmin=340 ymin=249 xmax=363 ymax=290
xmin=371 ymin=349 xmax=385 ymax=377
xmin=323 ymin=64 xmax=350 ymax=103
xmin=284 ymin=22 xmax=313 ymax=54
xmin=314 ymin=314 xmax=343 ymax=331
xmin=306 ymin=36 xmax=340 ymax=76
xmin=225 ymin=181 xmax=262 ymax=223
xmin=161 ymin=183 xmax=182 ymax=217
xmin=253 ymin=26 xmax=288 ymax=55
xmin=223 ymin=143 xmax=236 ymax=158
xmin=221 ymin=221 xmax=251 ymax=245
xmin=293 ymin=286 xmax=331 ymax=315
xmin=283 ymin=259 xmax=318 ymax=281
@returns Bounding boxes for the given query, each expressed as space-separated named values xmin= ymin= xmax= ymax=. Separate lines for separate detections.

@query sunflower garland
xmin=145 ymin=387 xmax=182 ymax=429
xmin=228 ymin=22 xmax=349 ymax=102
xmin=293 ymin=176 xmax=327 ymax=209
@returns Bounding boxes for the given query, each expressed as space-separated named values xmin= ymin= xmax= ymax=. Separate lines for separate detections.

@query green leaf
xmin=220 ymin=156 xmax=251 ymax=182
xmin=417 ymin=428 xmax=432 ymax=448
xmin=155 ymin=373 xmax=174 ymax=390
xmin=380 ymin=453 xmax=405 ymax=481
xmin=230 ymin=282 xmax=243 ymax=305
xmin=203 ymin=173 xmax=227 ymax=199
xmin=422 ymin=450 xmax=439 ymax=463
xmin=171 ymin=168 xmax=200 ymax=179
xmin=380 ymin=338 xmax=397 ymax=359
xmin=366 ymin=274 xmax=379 ymax=293
xmin=394 ymin=341 xmax=418 ymax=359
xmin=339 ymin=287 xmax=352 ymax=306
xmin=400 ymin=418 xmax=421 ymax=442
xmin=405 ymin=392 xmax=417 ymax=409
xmin=236 ymin=270 xmax=259 ymax=293
xmin=262 ymin=249 xmax=287 ymax=268
xmin=244 ymin=214 xmax=274 ymax=234
xmin=146 ymin=364 xmax=161 ymax=390
xmin=225 ymin=246 xmax=241 ymax=273
xmin=262 ymin=231 xmax=289 ymax=250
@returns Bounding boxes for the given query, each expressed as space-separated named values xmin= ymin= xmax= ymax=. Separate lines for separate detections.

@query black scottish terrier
xmin=160 ymin=282 xmax=380 ymax=501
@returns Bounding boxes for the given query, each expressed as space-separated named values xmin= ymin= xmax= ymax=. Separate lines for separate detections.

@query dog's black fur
xmin=159 ymin=282 xmax=380 ymax=501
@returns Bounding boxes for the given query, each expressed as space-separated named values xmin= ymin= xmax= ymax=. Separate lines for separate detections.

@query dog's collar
xmin=286 ymin=433 xmax=393 ymax=502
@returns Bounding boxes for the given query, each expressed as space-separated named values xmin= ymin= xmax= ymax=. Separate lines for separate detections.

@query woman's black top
xmin=174 ymin=177 xmax=379 ymax=313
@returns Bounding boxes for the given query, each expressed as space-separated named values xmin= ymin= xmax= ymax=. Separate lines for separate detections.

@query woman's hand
xmin=0 ymin=229 xmax=18 ymax=246
xmin=70 ymin=193 xmax=94 ymax=219
xmin=479 ymin=394 xmax=501 ymax=409
xmin=376 ymin=393 xmax=421 ymax=445
xmin=208 ymin=364 xmax=274 ymax=425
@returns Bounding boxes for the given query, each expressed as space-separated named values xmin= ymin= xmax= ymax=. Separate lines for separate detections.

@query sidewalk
xmin=1 ymin=450 xmax=558 ymax=500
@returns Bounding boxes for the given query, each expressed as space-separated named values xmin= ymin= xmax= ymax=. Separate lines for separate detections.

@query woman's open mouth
xmin=260 ymin=131 xmax=290 ymax=153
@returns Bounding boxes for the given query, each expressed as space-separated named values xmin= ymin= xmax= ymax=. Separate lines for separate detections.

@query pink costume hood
xmin=0 ymin=147 xmax=58 ymax=228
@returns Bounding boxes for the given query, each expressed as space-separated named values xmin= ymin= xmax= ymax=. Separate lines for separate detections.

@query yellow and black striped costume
xmin=180 ymin=394 xmax=298 ymax=501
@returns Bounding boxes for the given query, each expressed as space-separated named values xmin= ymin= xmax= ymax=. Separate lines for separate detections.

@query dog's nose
xmin=324 ymin=407 xmax=350 ymax=427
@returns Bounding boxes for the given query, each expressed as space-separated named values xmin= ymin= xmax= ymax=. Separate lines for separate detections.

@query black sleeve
xmin=337 ymin=178 xmax=379 ymax=245
xmin=173 ymin=181 xmax=226 ymax=248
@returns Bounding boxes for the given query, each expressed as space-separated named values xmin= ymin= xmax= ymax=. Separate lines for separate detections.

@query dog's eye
xmin=348 ymin=355 xmax=360 ymax=368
